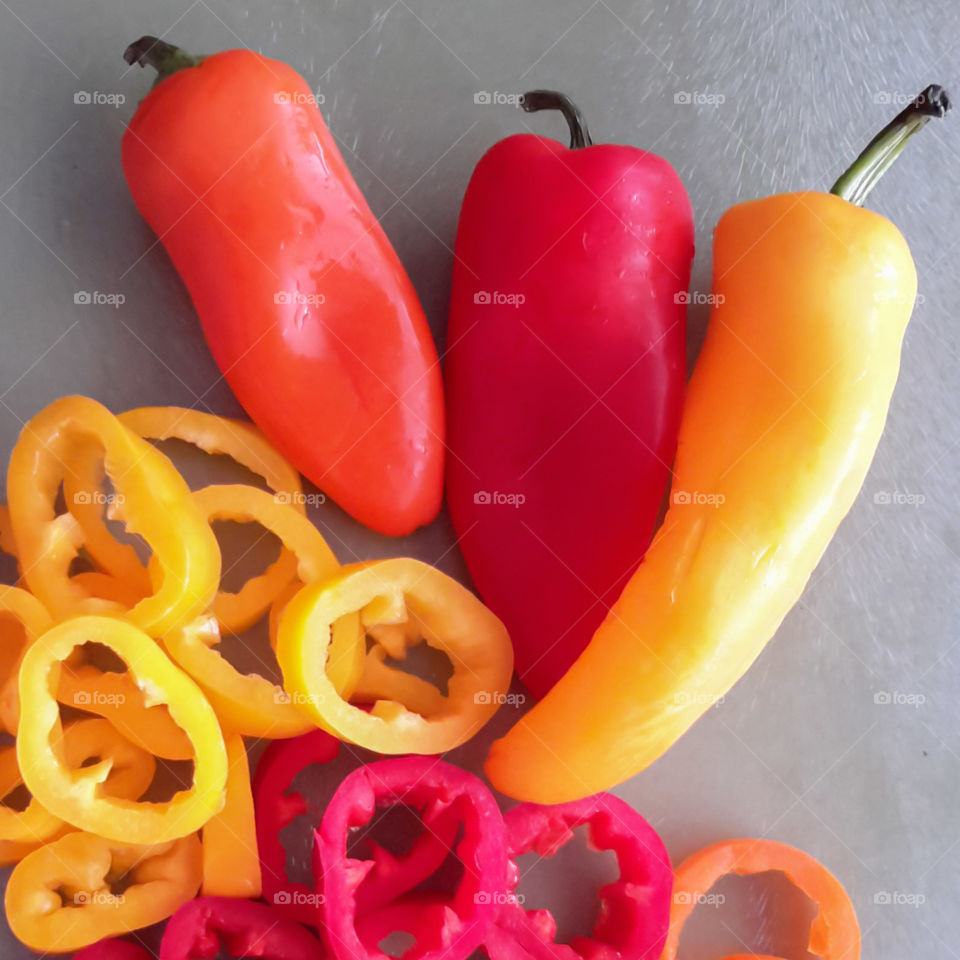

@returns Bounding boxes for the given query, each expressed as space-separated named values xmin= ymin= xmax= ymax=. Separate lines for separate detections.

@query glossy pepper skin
xmin=486 ymin=88 xmax=949 ymax=803
xmin=122 ymin=38 xmax=444 ymax=537
xmin=445 ymin=91 xmax=693 ymax=698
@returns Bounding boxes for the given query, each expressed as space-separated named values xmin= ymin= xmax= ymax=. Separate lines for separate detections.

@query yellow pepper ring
xmin=163 ymin=484 xmax=349 ymax=739
xmin=0 ymin=585 xmax=52 ymax=735
xmin=276 ymin=558 xmax=514 ymax=754
xmin=8 ymin=396 xmax=221 ymax=637
xmin=17 ymin=615 xmax=227 ymax=844
xmin=0 ymin=718 xmax=157 ymax=865
xmin=56 ymin=662 xmax=195 ymax=761
xmin=121 ymin=407 xmax=307 ymax=633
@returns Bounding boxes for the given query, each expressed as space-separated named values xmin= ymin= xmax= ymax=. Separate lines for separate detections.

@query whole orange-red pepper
xmin=121 ymin=37 xmax=444 ymax=536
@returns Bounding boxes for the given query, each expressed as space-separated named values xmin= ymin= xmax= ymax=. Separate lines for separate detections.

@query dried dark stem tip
xmin=521 ymin=90 xmax=593 ymax=149
xmin=831 ymin=84 xmax=950 ymax=206
xmin=123 ymin=36 xmax=202 ymax=83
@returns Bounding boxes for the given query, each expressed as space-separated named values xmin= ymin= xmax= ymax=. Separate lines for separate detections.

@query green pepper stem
xmin=124 ymin=36 xmax=203 ymax=83
xmin=521 ymin=90 xmax=593 ymax=149
xmin=830 ymin=84 xmax=950 ymax=206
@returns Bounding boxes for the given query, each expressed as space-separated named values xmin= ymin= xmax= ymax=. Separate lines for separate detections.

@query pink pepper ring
xmin=159 ymin=896 xmax=325 ymax=960
xmin=72 ymin=941 xmax=153 ymax=960
xmin=252 ymin=728 xmax=341 ymax=924
xmin=315 ymin=757 xmax=508 ymax=960
xmin=489 ymin=794 xmax=673 ymax=960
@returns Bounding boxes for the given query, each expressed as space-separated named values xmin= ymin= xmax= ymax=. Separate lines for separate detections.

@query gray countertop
xmin=0 ymin=1 xmax=957 ymax=957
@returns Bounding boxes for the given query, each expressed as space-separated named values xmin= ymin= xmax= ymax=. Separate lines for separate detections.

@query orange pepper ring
xmin=662 ymin=838 xmax=860 ymax=960
xmin=163 ymin=484 xmax=343 ymax=738
xmin=121 ymin=406 xmax=307 ymax=633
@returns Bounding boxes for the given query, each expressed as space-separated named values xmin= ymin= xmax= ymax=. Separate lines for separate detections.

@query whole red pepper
xmin=122 ymin=37 xmax=444 ymax=536
xmin=445 ymin=91 xmax=693 ymax=698
xmin=159 ymin=897 xmax=325 ymax=960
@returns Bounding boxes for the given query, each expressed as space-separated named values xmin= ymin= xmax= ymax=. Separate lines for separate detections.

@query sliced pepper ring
xmin=491 ymin=794 xmax=673 ymax=960
xmin=316 ymin=757 xmax=509 ymax=960
xmin=4 ymin=831 xmax=202 ymax=953
xmin=277 ymin=558 xmax=513 ymax=754
xmin=120 ymin=406 xmax=307 ymax=632
xmin=8 ymin=396 xmax=221 ymax=636
xmin=1 ymin=717 xmax=157 ymax=866
xmin=163 ymin=484 xmax=346 ymax=738
xmin=251 ymin=727 xmax=340 ymax=923
xmin=661 ymin=838 xmax=861 ymax=960
xmin=56 ymin=658 xmax=194 ymax=761
xmin=17 ymin=615 xmax=227 ymax=843
xmin=72 ymin=941 xmax=154 ymax=960
xmin=201 ymin=733 xmax=261 ymax=898
xmin=159 ymin=896 xmax=326 ymax=960
xmin=0 ymin=584 xmax=53 ymax=734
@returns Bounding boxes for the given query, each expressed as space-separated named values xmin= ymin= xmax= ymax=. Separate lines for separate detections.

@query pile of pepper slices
xmin=0 ymin=25 xmax=950 ymax=960
xmin=0 ymin=397 xmax=861 ymax=959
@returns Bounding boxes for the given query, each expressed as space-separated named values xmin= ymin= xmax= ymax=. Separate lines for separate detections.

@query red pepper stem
xmin=123 ymin=36 xmax=203 ymax=83
xmin=830 ymin=84 xmax=950 ymax=206
xmin=522 ymin=90 xmax=593 ymax=149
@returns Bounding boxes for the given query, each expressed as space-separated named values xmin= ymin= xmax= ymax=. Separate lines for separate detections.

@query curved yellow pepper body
xmin=487 ymin=192 xmax=917 ymax=802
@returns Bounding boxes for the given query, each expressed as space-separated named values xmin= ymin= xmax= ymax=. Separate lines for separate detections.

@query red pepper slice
xmin=252 ymin=728 xmax=341 ymax=924
xmin=72 ymin=941 xmax=153 ymax=960
xmin=315 ymin=758 xmax=508 ymax=960
xmin=487 ymin=794 xmax=673 ymax=960
xmin=159 ymin=896 xmax=325 ymax=960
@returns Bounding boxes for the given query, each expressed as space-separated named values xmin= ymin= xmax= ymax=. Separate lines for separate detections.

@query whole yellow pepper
xmin=487 ymin=87 xmax=948 ymax=803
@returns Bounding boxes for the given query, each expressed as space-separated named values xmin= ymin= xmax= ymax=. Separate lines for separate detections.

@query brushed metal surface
xmin=0 ymin=1 xmax=956 ymax=957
